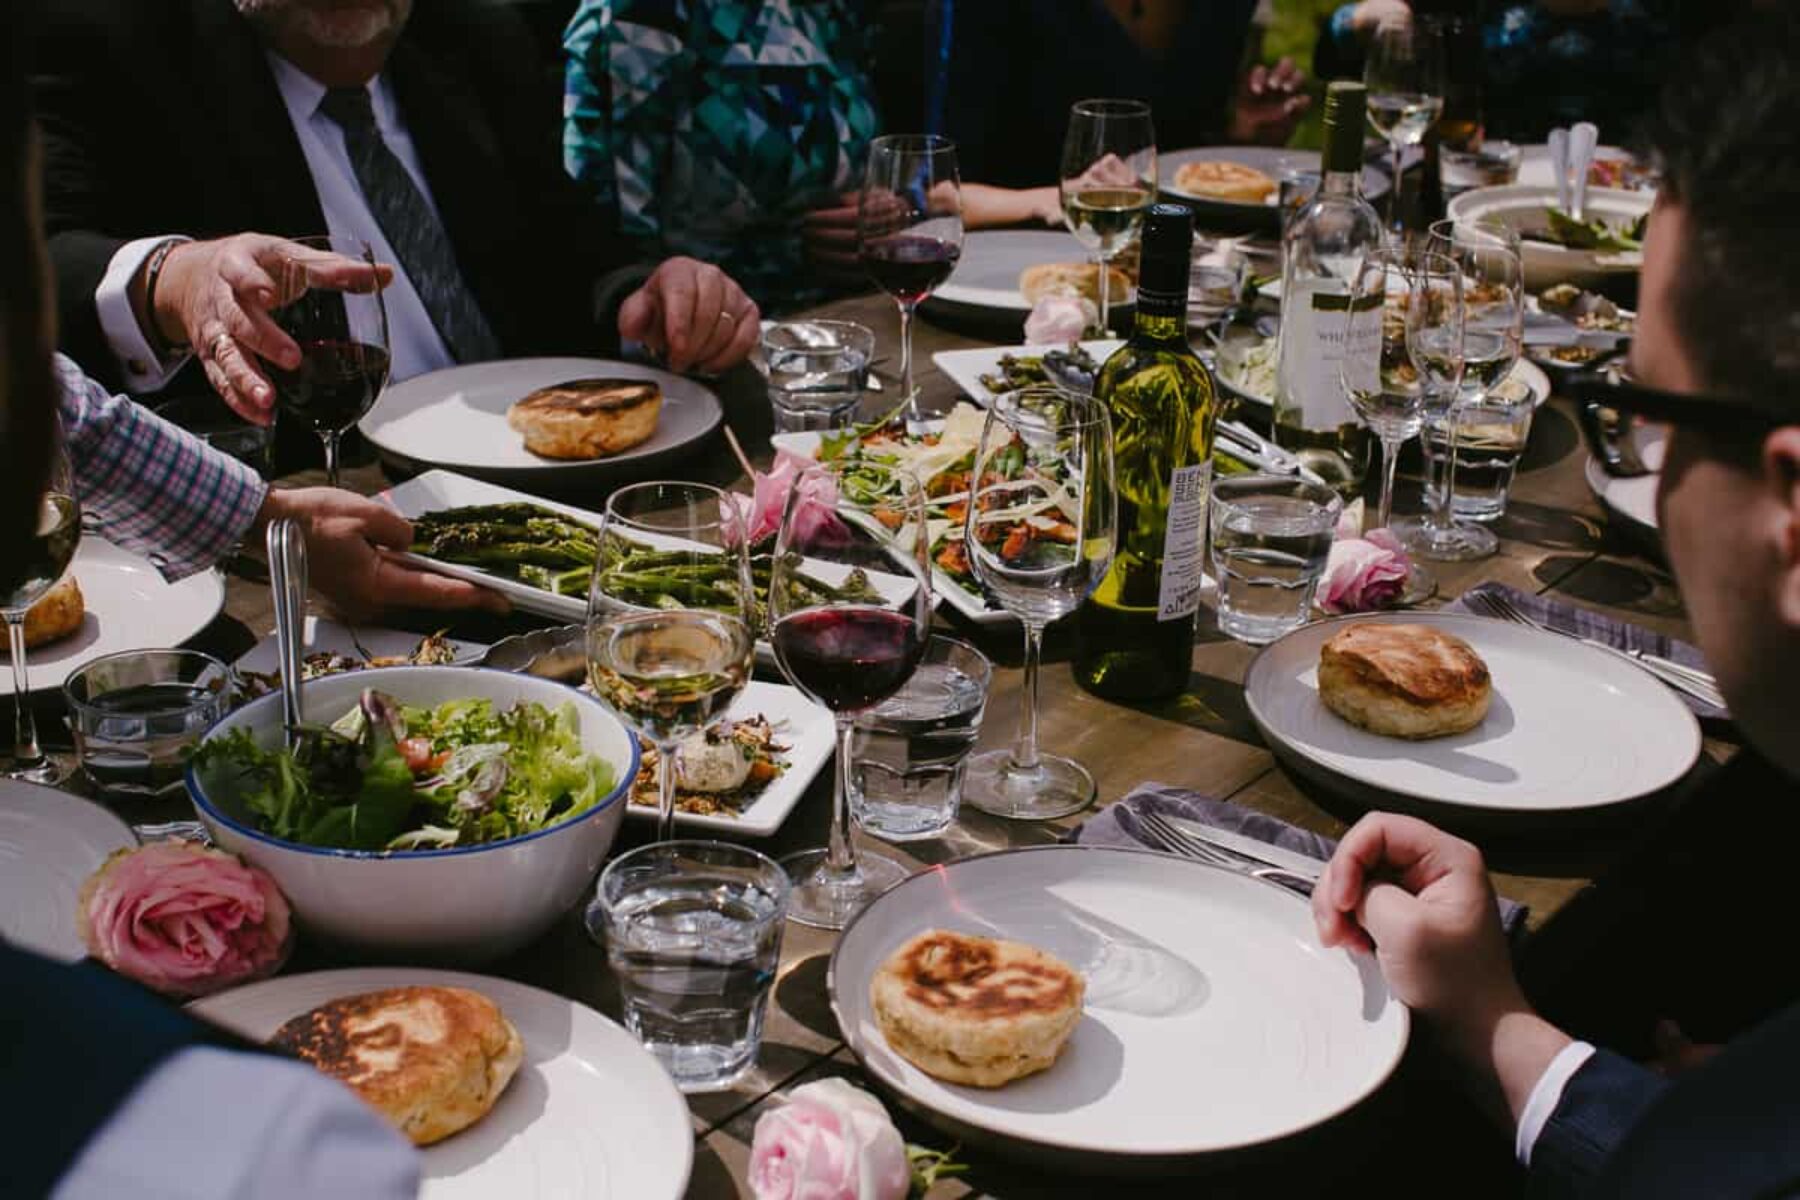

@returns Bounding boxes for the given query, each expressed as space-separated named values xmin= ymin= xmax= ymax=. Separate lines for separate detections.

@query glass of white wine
xmin=1364 ymin=18 xmax=1446 ymax=231
xmin=586 ymin=482 xmax=756 ymax=843
xmin=4 ymin=431 xmax=80 ymax=783
xmin=1060 ymin=99 xmax=1156 ymax=335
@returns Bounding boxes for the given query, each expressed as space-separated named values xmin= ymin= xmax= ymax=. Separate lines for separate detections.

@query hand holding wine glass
xmin=1364 ymin=18 xmax=1445 ymax=231
xmin=961 ymin=387 xmax=1117 ymax=820
xmin=769 ymin=461 xmax=931 ymax=929
xmin=1060 ymin=99 xmax=1156 ymax=335
xmin=3 ymin=431 xmax=80 ymax=782
xmin=586 ymin=482 xmax=757 ymax=843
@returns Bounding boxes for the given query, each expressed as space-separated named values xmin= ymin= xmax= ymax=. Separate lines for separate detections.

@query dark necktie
xmin=318 ymin=86 xmax=500 ymax=363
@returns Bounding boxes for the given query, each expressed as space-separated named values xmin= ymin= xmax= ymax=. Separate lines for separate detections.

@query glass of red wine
xmin=858 ymin=134 xmax=963 ymax=431
xmin=769 ymin=461 xmax=932 ymax=929
xmin=267 ymin=236 xmax=391 ymax=487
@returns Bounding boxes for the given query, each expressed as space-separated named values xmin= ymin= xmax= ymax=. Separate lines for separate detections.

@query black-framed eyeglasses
xmin=1569 ymin=370 xmax=1790 ymax=479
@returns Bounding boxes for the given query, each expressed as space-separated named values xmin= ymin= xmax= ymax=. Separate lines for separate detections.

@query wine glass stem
xmin=1011 ymin=621 xmax=1045 ymax=773
xmin=1391 ymin=141 xmax=1405 ymax=231
xmin=1377 ymin=435 xmax=1402 ymax=530
xmin=6 ymin=613 xmax=43 ymax=771
xmin=1435 ymin=394 xmax=1468 ymax=532
xmin=897 ymin=300 xmax=918 ymax=427
xmin=655 ymin=737 xmax=679 ymax=843
xmin=320 ymin=431 xmax=342 ymax=489
xmin=1096 ymin=252 xmax=1111 ymax=334
xmin=828 ymin=714 xmax=859 ymax=876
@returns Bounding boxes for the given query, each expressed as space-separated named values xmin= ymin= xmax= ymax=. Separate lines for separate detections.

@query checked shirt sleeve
xmin=55 ymin=354 xmax=267 ymax=580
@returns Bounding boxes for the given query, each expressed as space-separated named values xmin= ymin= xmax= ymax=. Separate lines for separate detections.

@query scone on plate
xmin=272 ymin=986 xmax=524 ymax=1145
xmin=506 ymin=377 xmax=662 ymax=460
xmin=1172 ymin=160 xmax=1278 ymax=204
xmin=1318 ymin=622 xmax=1492 ymax=739
xmin=22 ymin=574 xmax=83 ymax=649
xmin=871 ymin=930 xmax=1084 ymax=1088
xmin=1018 ymin=262 xmax=1132 ymax=307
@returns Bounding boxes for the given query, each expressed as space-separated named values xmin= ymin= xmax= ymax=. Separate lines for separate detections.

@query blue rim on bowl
xmin=184 ymin=665 xmax=640 ymax=860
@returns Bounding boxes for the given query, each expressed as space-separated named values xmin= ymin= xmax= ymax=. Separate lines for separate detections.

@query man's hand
xmin=147 ymin=235 xmax=391 ymax=426
xmin=617 ymin=256 xmax=760 ymax=374
xmin=802 ymin=193 xmax=866 ymax=285
xmin=257 ymin=488 xmax=509 ymax=622
xmin=1228 ymin=57 xmax=1312 ymax=146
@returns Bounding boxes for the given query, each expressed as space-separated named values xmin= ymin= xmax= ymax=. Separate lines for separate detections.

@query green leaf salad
xmin=191 ymin=689 xmax=616 ymax=852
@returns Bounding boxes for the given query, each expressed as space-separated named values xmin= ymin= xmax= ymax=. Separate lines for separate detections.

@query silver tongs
xmin=266 ymin=517 xmax=308 ymax=750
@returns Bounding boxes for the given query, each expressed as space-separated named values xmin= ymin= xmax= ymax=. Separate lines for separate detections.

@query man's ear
xmin=1764 ymin=427 xmax=1800 ymax=627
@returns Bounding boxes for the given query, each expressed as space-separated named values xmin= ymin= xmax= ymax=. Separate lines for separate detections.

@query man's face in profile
xmin=235 ymin=0 xmax=413 ymax=50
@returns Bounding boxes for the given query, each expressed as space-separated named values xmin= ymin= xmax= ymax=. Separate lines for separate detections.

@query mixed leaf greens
xmin=1540 ymin=208 xmax=1647 ymax=252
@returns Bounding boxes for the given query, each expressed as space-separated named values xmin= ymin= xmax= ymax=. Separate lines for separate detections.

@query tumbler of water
xmin=759 ymin=320 xmax=874 ymax=432
xmin=849 ymin=635 xmax=991 ymax=841
xmin=1209 ymin=474 xmax=1343 ymax=645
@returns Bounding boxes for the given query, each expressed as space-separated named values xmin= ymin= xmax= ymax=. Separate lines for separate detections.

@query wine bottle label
xmin=1279 ymin=287 xmax=1381 ymax=426
xmin=1157 ymin=461 xmax=1210 ymax=622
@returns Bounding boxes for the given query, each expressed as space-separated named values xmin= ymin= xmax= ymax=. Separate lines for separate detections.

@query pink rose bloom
xmin=727 ymin=450 xmax=849 ymax=548
xmin=749 ymin=1078 xmax=910 ymax=1200
xmin=1318 ymin=528 xmax=1412 ymax=614
xmin=1023 ymin=294 xmax=1096 ymax=346
xmin=78 ymin=841 xmax=292 ymax=998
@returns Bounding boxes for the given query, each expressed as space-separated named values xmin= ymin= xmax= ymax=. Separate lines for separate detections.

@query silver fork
xmin=1465 ymin=592 xmax=1726 ymax=709
xmin=1136 ymin=810 xmax=1315 ymax=896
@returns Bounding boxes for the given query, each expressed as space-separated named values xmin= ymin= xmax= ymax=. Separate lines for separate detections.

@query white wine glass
xmin=1364 ymin=19 xmax=1446 ymax=231
xmin=586 ymin=482 xmax=756 ymax=843
xmin=3 ymin=430 xmax=80 ymax=783
xmin=961 ymin=387 xmax=1117 ymax=820
xmin=1060 ymin=99 xmax=1156 ymax=336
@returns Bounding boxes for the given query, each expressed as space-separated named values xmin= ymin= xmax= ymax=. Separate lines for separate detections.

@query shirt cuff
xmin=96 ymin=236 xmax=193 ymax=393
xmin=1516 ymin=1040 xmax=1598 ymax=1166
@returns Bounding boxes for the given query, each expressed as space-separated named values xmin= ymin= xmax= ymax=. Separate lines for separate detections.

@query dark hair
xmin=1637 ymin=9 xmax=1800 ymax=400
xmin=1 ymin=20 xmax=54 ymax=572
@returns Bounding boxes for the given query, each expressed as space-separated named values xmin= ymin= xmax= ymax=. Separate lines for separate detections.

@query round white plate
xmin=1584 ymin=423 xmax=1664 ymax=535
xmin=1246 ymin=611 xmax=1700 ymax=815
xmin=189 ymin=968 xmax=692 ymax=1200
xmin=829 ymin=845 xmax=1408 ymax=1163
xmin=1160 ymin=145 xmax=1390 ymax=235
xmin=0 ymin=538 xmax=225 ymax=696
xmin=1447 ymin=185 xmax=1652 ymax=289
xmin=930 ymin=230 xmax=1133 ymax=315
xmin=0 ymin=780 xmax=135 ymax=962
xmin=359 ymin=358 xmax=724 ymax=487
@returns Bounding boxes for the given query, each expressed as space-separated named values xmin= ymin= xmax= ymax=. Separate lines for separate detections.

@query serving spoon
xmin=266 ymin=517 xmax=308 ymax=752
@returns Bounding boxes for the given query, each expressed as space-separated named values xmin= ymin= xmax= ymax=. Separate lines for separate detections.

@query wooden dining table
xmin=72 ymin=286 xmax=1736 ymax=1199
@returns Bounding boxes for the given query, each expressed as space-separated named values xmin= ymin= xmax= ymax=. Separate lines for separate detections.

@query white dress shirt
xmin=1516 ymin=1039 xmax=1599 ymax=1165
xmin=95 ymin=52 xmax=461 ymax=391
xmin=52 ymin=1045 xmax=419 ymax=1200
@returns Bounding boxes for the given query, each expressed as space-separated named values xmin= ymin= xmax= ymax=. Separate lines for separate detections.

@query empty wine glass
xmin=267 ymin=235 xmax=391 ymax=486
xmin=859 ymin=135 xmax=963 ymax=431
xmin=1060 ymin=98 xmax=1156 ymax=335
xmin=1342 ymin=248 xmax=1425 ymax=532
xmin=769 ymin=461 xmax=932 ymax=929
xmin=961 ymin=388 xmax=1117 ymax=820
xmin=1365 ymin=18 xmax=1446 ymax=231
xmin=586 ymin=482 xmax=756 ymax=843
xmin=3 ymin=431 xmax=79 ymax=783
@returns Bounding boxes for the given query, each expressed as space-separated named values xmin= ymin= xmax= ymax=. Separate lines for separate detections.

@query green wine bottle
xmin=1073 ymin=203 xmax=1219 ymax=702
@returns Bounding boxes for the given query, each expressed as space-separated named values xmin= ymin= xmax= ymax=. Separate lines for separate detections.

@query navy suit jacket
xmin=1530 ymin=1004 xmax=1800 ymax=1198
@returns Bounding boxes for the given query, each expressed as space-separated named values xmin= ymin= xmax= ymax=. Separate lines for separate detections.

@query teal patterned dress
xmin=563 ymin=0 xmax=881 ymax=314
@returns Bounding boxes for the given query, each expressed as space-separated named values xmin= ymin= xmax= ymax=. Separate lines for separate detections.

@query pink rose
xmin=1023 ymin=294 xmax=1097 ymax=346
xmin=727 ymin=451 xmax=849 ymax=548
xmin=1318 ymin=528 xmax=1412 ymax=614
xmin=749 ymin=1078 xmax=910 ymax=1200
xmin=78 ymin=841 xmax=292 ymax=998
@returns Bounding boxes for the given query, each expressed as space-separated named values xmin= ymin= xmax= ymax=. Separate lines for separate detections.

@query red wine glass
xmin=769 ymin=461 xmax=932 ymax=929
xmin=858 ymin=135 xmax=962 ymax=431
xmin=267 ymin=236 xmax=391 ymax=487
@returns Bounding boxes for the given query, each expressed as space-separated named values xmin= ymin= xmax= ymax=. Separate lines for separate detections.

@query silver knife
xmin=1165 ymin=816 xmax=1325 ymax=883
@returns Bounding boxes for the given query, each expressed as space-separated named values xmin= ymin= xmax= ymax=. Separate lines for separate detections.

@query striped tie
xmin=318 ymin=87 xmax=501 ymax=363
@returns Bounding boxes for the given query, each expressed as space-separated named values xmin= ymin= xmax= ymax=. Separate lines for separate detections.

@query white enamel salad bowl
xmin=187 ymin=666 xmax=639 ymax=964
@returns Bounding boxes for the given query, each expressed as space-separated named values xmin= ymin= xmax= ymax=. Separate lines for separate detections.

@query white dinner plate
xmin=1584 ymin=423 xmax=1663 ymax=536
xmin=0 ymin=779 xmax=136 ymax=962
xmin=931 ymin=340 xmax=1123 ymax=406
xmin=829 ymin=845 xmax=1408 ymax=1163
xmin=358 ymin=357 xmax=723 ymax=487
xmin=381 ymin=469 xmax=918 ymax=625
xmin=929 ymin=231 xmax=1133 ymax=316
xmin=1212 ymin=331 xmax=1552 ymax=414
xmin=1160 ymin=145 xmax=1390 ymax=235
xmin=189 ymin=968 xmax=692 ymax=1200
xmin=234 ymin=617 xmax=487 ymax=677
xmin=1245 ymin=611 xmax=1700 ymax=816
xmin=0 ymin=539 xmax=226 ymax=696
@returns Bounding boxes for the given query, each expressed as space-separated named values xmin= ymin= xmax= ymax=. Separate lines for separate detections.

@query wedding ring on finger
xmin=208 ymin=332 xmax=235 ymax=362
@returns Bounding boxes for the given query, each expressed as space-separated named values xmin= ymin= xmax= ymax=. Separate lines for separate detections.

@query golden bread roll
xmin=1318 ymin=623 xmax=1492 ymax=739
xmin=1018 ymin=262 xmax=1132 ymax=307
xmin=871 ymin=929 xmax=1084 ymax=1088
xmin=22 ymin=574 xmax=83 ymax=649
xmin=506 ymin=378 xmax=662 ymax=460
xmin=272 ymin=986 xmax=524 ymax=1145
xmin=1172 ymin=160 xmax=1278 ymax=204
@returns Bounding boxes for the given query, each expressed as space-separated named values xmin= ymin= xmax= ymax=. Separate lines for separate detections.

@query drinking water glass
xmin=1422 ymin=382 xmax=1536 ymax=522
xmin=594 ymin=840 xmax=788 ymax=1092
xmin=1210 ymin=474 xmax=1343 ymax=645
xmin=759 ymin=320 xmax=874 ymax=433
xmin=849 ymin=635 xmax=992 ymax=842
xmin=64 ymin=649 xmax=233 ymax=798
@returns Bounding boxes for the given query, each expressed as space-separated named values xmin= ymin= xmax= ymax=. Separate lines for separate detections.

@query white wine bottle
xmin=1274 ymin=80 xmax=1383 ymax=494
xmin=1073 ymin=204 xmax=1218 ymax=701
